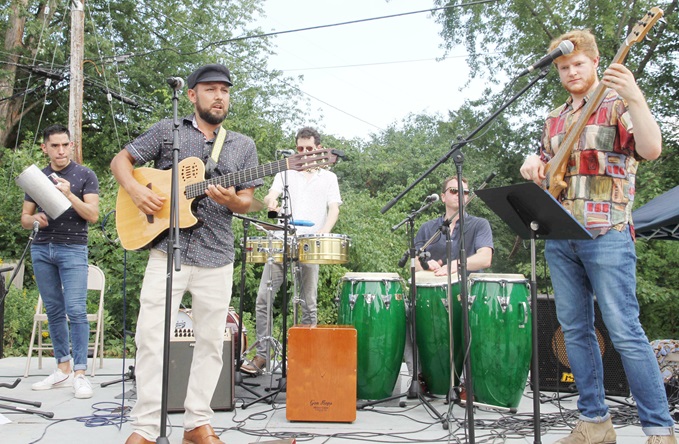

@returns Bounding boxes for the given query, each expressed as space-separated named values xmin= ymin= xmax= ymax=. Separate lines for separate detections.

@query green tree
xmin=433 ymin=0 xmax=679 ymax=338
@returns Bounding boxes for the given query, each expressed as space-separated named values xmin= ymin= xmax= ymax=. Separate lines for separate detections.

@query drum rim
xmin=468 ymin=272 xmax=527 ymax=283
xmin=341 ymin=272 xmax=402 ymax=281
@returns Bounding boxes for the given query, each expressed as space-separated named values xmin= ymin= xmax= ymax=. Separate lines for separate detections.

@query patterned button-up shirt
xmin=125 ymin=114 xmax=262 ymax=267
xmin=540 ymin=89 xmax=640 ymax=233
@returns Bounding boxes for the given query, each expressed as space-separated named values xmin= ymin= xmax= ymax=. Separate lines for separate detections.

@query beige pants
xmin=130 ymin=249 xmax=233 ymax=440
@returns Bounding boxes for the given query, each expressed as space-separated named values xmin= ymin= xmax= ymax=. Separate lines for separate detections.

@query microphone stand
xmin=156 ymin=81 xmax=183 ymax=444
xmin=449 ymin=156 xmax=475 ymax=442
xmin=231 ymin=216 xmax=262 ymax=398
xmin=0 ymin=226 xmax=54 ymax=418
xmin=358 ymin=197 xmax=447 ymax=428
xmin=381 ymin=70 xmax=549 ymax=442
xmin=242 ymin=165 xmax=293 ymax=408
xmin=2 ymin=224 xmax=38 ymax=357
xmin=380 ymin=69 xmax=549 ymax=216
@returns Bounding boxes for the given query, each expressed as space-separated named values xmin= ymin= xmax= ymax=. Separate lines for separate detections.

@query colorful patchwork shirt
xmin=540 ymin=88 xmax=642 ymax=235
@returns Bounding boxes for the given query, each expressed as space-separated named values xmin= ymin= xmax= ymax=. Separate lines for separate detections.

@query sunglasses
xmin=445 ymin=187 xmax=470 ymax=196
xmin=297 ymin=146 xmax=315 ymax=152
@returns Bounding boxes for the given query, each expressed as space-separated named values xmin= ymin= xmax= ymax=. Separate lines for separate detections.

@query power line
xmin=93 ymin=0 xmax=496 ymax=63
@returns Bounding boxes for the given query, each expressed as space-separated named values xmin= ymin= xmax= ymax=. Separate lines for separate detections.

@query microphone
xmin=167 ymin=77 xmax=185 ymax=90
xmin=424 ymin=194 xmax=439 ymax=204
xmin=30 ymin=220 xmax=40 ymax=240
xmin=518 ymin=40 xmax=574 ymax=77
xmin=397 ymin=250 xmax=409 ymax=268
xmin=276 ymin=149 xmax=295 ymax=157
xmin=418 ymin=251 xmax=431 ymax=270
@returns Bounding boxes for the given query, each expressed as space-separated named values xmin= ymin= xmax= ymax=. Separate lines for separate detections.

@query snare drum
xmin=298 ymin=234 xmax=350 ymax=264
xmin=245 ymin=237 xmax=289 ymax=263
xmin=468 ymin=273 xmax=532 ymax=409
xmin=337 ymin=272 xmax=406 ymax=400
xmin=414 ymin=272 xmax=463 ymax=395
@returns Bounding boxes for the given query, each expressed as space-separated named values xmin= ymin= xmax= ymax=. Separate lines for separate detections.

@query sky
xmin=255 ymin=0 xmax=485 ymax=140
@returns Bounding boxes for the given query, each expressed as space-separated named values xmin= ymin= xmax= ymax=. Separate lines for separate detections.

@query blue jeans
xmin=30 ymin=243 xmax=89 ymax=371
xmin=545 ymin=226 xmax=673 ymax=435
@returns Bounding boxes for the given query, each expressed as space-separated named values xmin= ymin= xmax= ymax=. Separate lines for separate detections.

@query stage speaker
xmin=287 ymin=325 xmax=357 ymax=422
xmin=167 ymin=330 xmax=235 ymax=412
xmin=535 ymin=295 xmax=629 ymax=397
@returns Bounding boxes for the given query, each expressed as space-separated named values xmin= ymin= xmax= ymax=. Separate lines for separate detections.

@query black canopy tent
xmin=632 ymin=186 xmax=679 ymax=240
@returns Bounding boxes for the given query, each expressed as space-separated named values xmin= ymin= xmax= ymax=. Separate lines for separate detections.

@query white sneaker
xmin=32 ymin=368 xmax=74 ymax=391
xmin=73 ymin=374 xmax=93 ymax=399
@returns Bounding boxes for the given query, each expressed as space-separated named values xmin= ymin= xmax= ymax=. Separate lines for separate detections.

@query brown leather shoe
xmin=240 ymin=355 xmax=265 ymax=375
xmin=125 ymin=432 xmax=155 ymax=443
xmin=182 ymin=424 xmax=224 ymax=444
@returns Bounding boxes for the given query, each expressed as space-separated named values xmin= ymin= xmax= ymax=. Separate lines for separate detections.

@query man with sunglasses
xmin=414 ymin=176 xmax=493 ymax=276
xmin=241 ymin=126 xmax=342 ymax=375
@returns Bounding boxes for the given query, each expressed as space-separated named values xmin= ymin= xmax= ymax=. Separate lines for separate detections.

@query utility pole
xmin=69 ymin=0 xmax=84 ymax=163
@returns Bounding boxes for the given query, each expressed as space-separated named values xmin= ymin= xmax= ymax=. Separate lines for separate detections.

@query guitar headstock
xmin=626 ymin=7 xmax=663 ymax=45
xmin=287 ymin=148 xmax=341 ymax=172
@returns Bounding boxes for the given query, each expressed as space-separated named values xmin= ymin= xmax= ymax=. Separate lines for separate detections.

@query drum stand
xmin=242 ymin=229 xmax=285 ymax=377
xmin=229 ymin=215 xmax=262 ymax=398
xmin=242 ymin=213 xmax=294 ymax=409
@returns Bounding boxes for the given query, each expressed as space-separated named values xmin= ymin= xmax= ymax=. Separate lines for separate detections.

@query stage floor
xmin=0 ymin=357 xmax=661 ymax=444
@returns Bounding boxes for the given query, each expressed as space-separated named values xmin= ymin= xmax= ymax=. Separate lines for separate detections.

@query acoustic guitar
xmin=116 ymin=148 xmax=340 ymax=250
xmin=544 ymin=7 xmax=663 ymax=199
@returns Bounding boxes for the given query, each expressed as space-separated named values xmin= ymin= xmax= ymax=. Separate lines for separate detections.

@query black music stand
xmin=474 ymin=183 xmax=591 ymax=444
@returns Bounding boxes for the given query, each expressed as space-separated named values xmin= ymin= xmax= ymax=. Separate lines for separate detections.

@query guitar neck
xmin=185 ymin=159 xmax=288 ymax=199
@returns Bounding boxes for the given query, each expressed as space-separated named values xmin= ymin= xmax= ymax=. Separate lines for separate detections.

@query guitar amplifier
xmin=167 ymin=329 xmax=235 ymax=412
xmin=287 ymin=325 xmax=357 ymax=422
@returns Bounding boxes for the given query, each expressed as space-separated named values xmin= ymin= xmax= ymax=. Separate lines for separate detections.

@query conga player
xmin=241 ymin=126 xmax=342 ymax=375
xmin=414 ymin=176 xmax=493 ymax=275
xmin=406 ymin=175 xmax=494 ymax=391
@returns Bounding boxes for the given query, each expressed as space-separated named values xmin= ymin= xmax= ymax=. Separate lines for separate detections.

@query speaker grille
xmin=535 ymin=295 xmax=629 ymax=397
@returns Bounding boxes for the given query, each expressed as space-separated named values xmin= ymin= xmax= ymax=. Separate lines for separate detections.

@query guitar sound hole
xmin=181 ymin=164 xmax=200 ymax=181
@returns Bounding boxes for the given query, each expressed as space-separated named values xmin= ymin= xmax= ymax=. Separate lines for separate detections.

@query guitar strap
xmin=205 ymin=125 xmax=226 ymax=177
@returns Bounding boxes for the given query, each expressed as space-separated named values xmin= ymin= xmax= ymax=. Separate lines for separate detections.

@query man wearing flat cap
xmin=112 ymin=63 xmax=262 ymax=444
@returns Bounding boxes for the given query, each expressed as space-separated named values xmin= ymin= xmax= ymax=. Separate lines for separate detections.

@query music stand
xmin=474 ymin=183 xmax=591 ymax=444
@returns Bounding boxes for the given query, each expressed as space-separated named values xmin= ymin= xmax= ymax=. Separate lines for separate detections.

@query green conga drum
xmin=337 ymin=272 xmax=406 ymax=400
xmin=468 ymin=273 xmax=532 ymax=409
xmin=414 ymin=272 xmax=463 ymax=395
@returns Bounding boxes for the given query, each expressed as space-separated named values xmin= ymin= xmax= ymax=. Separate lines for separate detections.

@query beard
xmin=564 ymin=69 xmax=598 ymax=96
xmin=195 ymin=100 xmax=228 ymax=125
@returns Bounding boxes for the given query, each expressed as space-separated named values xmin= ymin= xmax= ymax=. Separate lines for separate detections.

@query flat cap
xmin=187 ymin=64 xmax=233 ymax=89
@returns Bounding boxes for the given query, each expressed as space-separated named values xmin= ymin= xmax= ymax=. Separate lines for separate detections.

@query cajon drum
xmin=286 ymin=325 xmax=357 ymax=422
